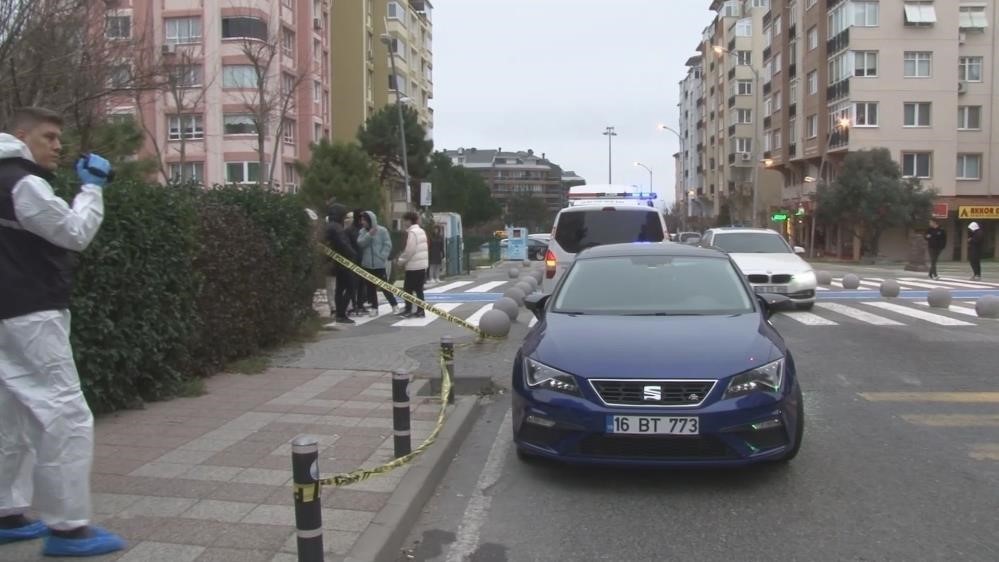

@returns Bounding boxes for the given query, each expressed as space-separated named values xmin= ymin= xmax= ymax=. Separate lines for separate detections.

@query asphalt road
xmin=399 ymin=293 xmax=999 ymax=561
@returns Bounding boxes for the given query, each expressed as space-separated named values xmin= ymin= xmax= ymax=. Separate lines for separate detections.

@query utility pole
xmin=603 ymin=126 xmax=617 ymax=183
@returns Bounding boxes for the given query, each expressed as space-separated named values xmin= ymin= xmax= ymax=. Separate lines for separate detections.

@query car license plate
xmin=606 ymin=416 xmax=699 ymax=435
xmin=755 ymin=285 xmax=787 ymax=294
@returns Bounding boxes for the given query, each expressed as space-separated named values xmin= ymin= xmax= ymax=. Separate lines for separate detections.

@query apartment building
xmin=678 ymin=0 xmax=783 ymax=225
xmin=109 ymin=0 xmax=331 ymax=190
xmin=763 ymin=0 xmax=999 ymax=260
xmin=443 ymin=148 xmax=574 ymax=215
xmin=331 ymin=0 xmax=434 ymax=142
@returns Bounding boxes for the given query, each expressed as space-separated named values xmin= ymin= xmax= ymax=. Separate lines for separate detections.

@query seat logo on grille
xmin=687 ymin=393 xmax=701 ymax=402
xmin=643 ymin=385 xmax=662 ymax=401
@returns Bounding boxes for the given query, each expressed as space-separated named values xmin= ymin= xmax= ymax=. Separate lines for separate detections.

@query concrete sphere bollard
xmin=522 ymin=259 xmax=531 ymax=267
xmin=975 ymin=295 xmax=999 ymax=318
xmin=519 ymin=276 xmax=538 ymax=291
xmin=479 ymin=309 xmax=512 ymax=337
xmin=879 ymin=279 xmax=901 ymax=298
xmin=927 ymin=287 xmax=952 ymax=308
xmin=533 ymin=270 xmax=544 ymax=285
xmin=493 ymin=297 xmax=520 ymax=322
xmin=515 ymin=281 xmax=534 ymax=296
xmin=841 ymin=273 xmax=861 ymax=289
xmin=503 ymin=287 xmax=526 ymax=305
xmin=508 ymin=267 xmax=520 ymax=279
xmin=816 ymin=271 xmax=833 ymax=286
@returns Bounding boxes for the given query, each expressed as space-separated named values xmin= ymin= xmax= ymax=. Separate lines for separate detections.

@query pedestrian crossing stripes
xmin=823 ymin=276 xmax=999 ymax=291
xmin=811 ymin=302 xmax=904 ymax=326
xmin=783 ymin=300 xmax=997 ymax=327
xmin=862 ymin=301 xmax=975 ymax=326
xmin=465 ymin=281 xmax=508 ymax=293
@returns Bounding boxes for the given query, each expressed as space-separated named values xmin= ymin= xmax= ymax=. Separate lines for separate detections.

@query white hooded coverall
xmin=0 ymin=133 xmax=104 ymax=530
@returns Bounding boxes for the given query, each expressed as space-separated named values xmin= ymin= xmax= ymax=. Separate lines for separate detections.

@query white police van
xmin=543 ymin=185 xmax=669 ymax=292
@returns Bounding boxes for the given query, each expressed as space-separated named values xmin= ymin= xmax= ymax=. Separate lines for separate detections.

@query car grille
xmin=747 ymin=274 xmax=792 ymax=284
xmin=589 ymin=380 xmax=715 ymax=407
xmin=578 ymin=435 xmax=733 ymax=459
xmin=517 ymin=424 xmax=567 ymax=448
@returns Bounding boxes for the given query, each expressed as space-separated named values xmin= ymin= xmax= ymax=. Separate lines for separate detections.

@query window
xmin=221 ymin=17 xmax=267 ymax=41
xmin=807 ymin=70 xmax=818 ymax=94
xmin=764 ymin=25 xmax=773 ymax=47
xmin=223 ymin=65 xmax=257 ymax=88
xmin=789 ymin=116 xmax=798 ymax=139
xmin=167 ymin=115 xmax=204 ymax=140
xmin=389 ymin=73 xmax=407 ymax=95
xmin=854 ymin=51 xmax=878 ymax=77
xmin=957 ymin=154 xmax=982 ymax=180
xmin=225 ymin=162 xmax=261 ymax=184
xmin=853 ymin=1 xmax=879 ymax=26
xmin=722 ymin=0 xmax=740 ymax=17
xmin=223 ymin=114 xmax=258 ymax=135
xmin=752 ymin=0 xmax=769 ymax=7
xmin=736 ymin=108 xmax=752 ymax=124
xmin=387 ymin=1 xmax=404 ymax=20
xmin=736 ymin=50 xmax=752 ymax=65
xmin=165 ymin=17 xmax=202 ymax=43
xmin=807 ymin=26 xmax=818 ymax=50
xmin=788 ymin=40 xmax=797 ymax=67
xmin=904 ymin=51 xmax=932 ymax=77
xmin=168 ymin=162 xmax=204 ymax=183
xmin=807 ymin=0 xmax=817 ymax=8
xmin=958 ymin=105 xmax=982 ymax=130
xmin=764 ymin=97 xmax=773 ymax=117
xmin=106 ymin=15 xmax=131 ymax=39
xmin=736 ymin=80 xmax=752 ymax=95
xmin=829 ymin=52 xmax=851 ymax=83
xmin=552 ymin=210 xmax=665 ymax=257
xmin=904 ymin=102 xmax=931 ymax=127
xmin=281 ymin=72 xmax=296 ymax=97
xmin=775 ymin=90 xmax=782 ymax=110
xmin=764 ymin=132 xmax=772 ymax=152
xmin=828 ymin=3 xmax=849 ymax=36
xmin=774 ymin=128 xmax=782 ymax=149
xmin=170 ymin=64 xmax=202 ymax=87
xmin=789 ymin=79 xmax=798 ymax=101
xmin=789 ymin=1 xmax=798 ymax=23
xmin=774 ymin=15 xmax=783 ymax=35
xmin=854 ymin=102 xmax=878 ymax=127
xmin=959 ymin=5 xmax=988 ymax=29
xmin=389 ymin=37 xmax=407 ymax=58
xmin=282 ymin=28 xmax=295 ymax=58
xmin=733 ymin=137 xmax=752 ymax=153
xmin=283 ymin=163 xmax=297 ymax=192
xmin=902 ymin=152 xmax=932 ymax=178
xmin=735 ymin=18 xmax=752 ymax=37
xmin=774 ymin=52 xmax=782 ymax=74
xmin=904 ymin=2 xmax=937 ymax=26
xmin=313 ymin=123 xmax=323 ymax=142
xmin=108 ymin=64 xmax=131 ymax=88
xmin=960 ymin=56 xmax=983 ymax=82
xmin=806 ymin=115 xmax=817 ymax=138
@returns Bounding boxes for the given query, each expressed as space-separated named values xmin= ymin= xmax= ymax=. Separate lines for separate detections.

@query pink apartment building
xmin=107 ymin=0 xmax=332 ymax=191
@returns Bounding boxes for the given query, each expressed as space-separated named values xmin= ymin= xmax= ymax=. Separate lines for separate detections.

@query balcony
xmin=763 ymin=11 xmax=772 ymax=25
xmin=827 ymin=28 xmax=849 ymax=55
xmin=763 ymin=82 xmax=772 ymax=95
xmin=788 ymin=64 xmax=796 ymax=78
xmin=788 ymin=24 xmax=796 ymax=39
xmin=763 ymin=46 xmax=772 ymax=61
xmin=728 ymin=153 xmax=737 ymax=164
xmin=728 ymin=95 xmax=736 ymax=108
xmin=827 ymin=78 xmax=850 ymax=102
xmin=764 ymin=116 xmax=772 ymax=128
xmin=696 ymin=119 xmax=705 ymax=129
xmin=729 ymin=68 xmax=736 ymax=79
xmin=728 ymin=124 xmax=736 ymax=136
xmin=829 ymin=127 xmax=850 ymax=149
xmin=709 ymin=111 xmax=715 ymax=120
xmin=788 ymin=103 xmax=796 ymax=117
xmin=696 ymin=97 xmax=704 ymax=106
xmin=763 ymin=150 xmax=772 ymax=159
xmin=789 ymin=143 xmax=797 ymax=158
xmin=728 ymin=39 xmax=735 ymax=52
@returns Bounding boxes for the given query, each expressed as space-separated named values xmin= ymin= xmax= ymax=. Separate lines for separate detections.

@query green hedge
xmin=53 ymin=180 xmax=318 ymax=414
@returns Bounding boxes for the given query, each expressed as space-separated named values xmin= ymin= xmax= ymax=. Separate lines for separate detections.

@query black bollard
xmin=291 ymin=436 xmax=323 ymax=562
xmin=440 ymin=336 xmax=455 ymax=404
xmin=392 ymin=371 xmax=412 ymax=458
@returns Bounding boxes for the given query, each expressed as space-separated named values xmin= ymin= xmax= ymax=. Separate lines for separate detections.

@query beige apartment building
xmin=443 ymin=148 xmax=578 ymax=216
xmin=763 ymin=0 xmax=999 ymax=260
xmin=111 ymin=0 xmax=332 ymax=190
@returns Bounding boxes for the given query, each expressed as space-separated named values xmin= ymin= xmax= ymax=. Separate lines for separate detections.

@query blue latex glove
xmin=75 ymin=153 xmax=114 ymax=187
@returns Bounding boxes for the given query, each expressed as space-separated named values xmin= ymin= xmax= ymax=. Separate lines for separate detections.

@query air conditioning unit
xmin=313 ymin=17 xmax=322 ymax=30
xmin=161 ymin=43 xmax=177 ymax=56
xmin=959 ymin=31 xmax=967 ymax=44
xmin=740 ymin=153 xmax=752 ymax=161
xmin=958 ymin=81 xmax=968 ymax=94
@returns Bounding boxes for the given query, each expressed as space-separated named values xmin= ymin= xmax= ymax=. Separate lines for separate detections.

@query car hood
xmin=729 ymin=253 xmax=812 ymax=274
xmin=526 ymin=313 xmax=783 ymax=380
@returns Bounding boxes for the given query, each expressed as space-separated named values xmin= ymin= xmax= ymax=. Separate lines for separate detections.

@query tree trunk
xmin=903 ymin=231 xmax=929 ymax=271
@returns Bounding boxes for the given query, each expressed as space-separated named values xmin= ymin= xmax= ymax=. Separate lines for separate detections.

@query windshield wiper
xmin=554 ymin=310 xmax=586 ymax=315
xmin=624 ymin=312 xmax=706 ymax=316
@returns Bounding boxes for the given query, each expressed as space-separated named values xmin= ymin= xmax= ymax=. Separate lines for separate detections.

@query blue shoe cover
xmin=0 ymin=521 xmax=48 ymax=543
xmin=42 ymin=527 xmax=126 ymax=557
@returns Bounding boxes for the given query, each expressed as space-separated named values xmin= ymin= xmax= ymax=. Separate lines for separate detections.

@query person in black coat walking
xmin=924 ymin=219 xmax=947 ymax=279
xmin=968 ymin=221 xmax=985 ymax=280
xmin=325 ymin=204 xmax=358 ymax=325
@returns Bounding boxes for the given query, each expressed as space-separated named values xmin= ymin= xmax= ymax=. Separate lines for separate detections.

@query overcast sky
xmin=430 ymin=0 xmax=715 ymax=207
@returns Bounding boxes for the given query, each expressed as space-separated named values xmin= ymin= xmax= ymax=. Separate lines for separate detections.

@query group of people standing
xmin=924 ymin=219 xmax=986 ymax=281
xmin=324 ymin=206 xmax=444 ymax=325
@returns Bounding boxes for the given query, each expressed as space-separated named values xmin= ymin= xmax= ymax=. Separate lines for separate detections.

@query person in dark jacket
xmin=325 ymin=204 xmax=358 ymax=324
xmin=427 ymin=226 xmax=444 ymax=284
xmin=924 ymin=219 xmax=947 ymax=279
xmin=968 ymin=221 xmax=984 ymax=280
xmin=343 ymin=211 xmax=366 ymax=315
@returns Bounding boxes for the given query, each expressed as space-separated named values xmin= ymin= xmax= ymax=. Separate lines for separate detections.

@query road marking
xmin=901 ymin=277 xmax=993 ymax=289
xmin=914 ymin=301 xmax=987 ymax=318
xmin=816 ymin=286 xmax=830 ymax=291
xmin=938 ymin=277 xmax=999 ymax=288
xmin=969 ymin=444 xmax=999 ymax=461
xmin=464 ymin=304 xmax=494 ymax=327
xmin=426 ymin=281 xmax=475 ymax=294
xmin=778 ymin=311 xmax=838 ymax=325
xmin=901 ymin=414 xmax=999 ymax=427
xmin=351 ymin=304 xmax=394 ymax=326
xmin=862 ymin=301 xmax=974 ymax=326
xmin=860 ymin=392 xmax=999 ymax=403
xmin=391 ymin=303 xmax=462 ymax=327
xmin=466 ymin=281 xmax=507 ymax=293
xmin=446 ymin=409 xmax=513 ymax=562
xmin=814 ymin=302 xmax=904 ymax=325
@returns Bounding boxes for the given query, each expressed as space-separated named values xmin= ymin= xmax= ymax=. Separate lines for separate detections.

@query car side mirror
xmin=757 ymin=293 xmax=794 ymax=318
xmin=524 ymin=293 xmax=550 ymax=319
xmin=793 ymin=246 xmax=806 ymax=254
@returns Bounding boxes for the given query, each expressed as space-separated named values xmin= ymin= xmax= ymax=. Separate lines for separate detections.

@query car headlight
xmin=724 ymin=358 xmax=784 ymax=399
xmin=793 ymin=270 xmax=816 ymax=285
xmin=523 ymin=358 xmax=580 ymax=395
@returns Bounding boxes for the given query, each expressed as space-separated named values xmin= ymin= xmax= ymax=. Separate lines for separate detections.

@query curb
xmin=345 ymin=396 xmax=481 ymax=562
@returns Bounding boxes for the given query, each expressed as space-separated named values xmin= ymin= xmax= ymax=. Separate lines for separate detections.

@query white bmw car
xmin=700 ymin=228 xmax=817 ymax=310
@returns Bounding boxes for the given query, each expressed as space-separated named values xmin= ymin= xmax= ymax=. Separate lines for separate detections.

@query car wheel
xmin=775 ymin=386 xmax=805 ymax=463
xmin=795 ymin=302 xmax=815 ymax=311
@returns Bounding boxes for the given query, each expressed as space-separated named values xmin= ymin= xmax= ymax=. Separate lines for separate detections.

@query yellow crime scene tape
xmin=293 ymin=354 xmax=453 ymax=499
xmin=319 ymin=244 xmax=502 ymax=340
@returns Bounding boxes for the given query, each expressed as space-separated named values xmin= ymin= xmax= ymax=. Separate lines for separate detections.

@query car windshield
xmin=553 ymin=209 xmax=664 ymax=254
xmin=713 ymin=232 xmax=792 ymax=253
xmin=552 ymin=255 xmax=754 ymax=315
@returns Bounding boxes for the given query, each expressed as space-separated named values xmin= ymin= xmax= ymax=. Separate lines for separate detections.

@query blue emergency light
xmin=568 ymin=192 xmax=658 ymax=200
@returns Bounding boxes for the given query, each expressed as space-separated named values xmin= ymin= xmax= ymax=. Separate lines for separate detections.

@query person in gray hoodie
xmin=357 ymin=211 xmax=398 ymax=316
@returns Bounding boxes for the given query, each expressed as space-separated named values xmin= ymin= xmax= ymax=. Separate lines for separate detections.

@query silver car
xmin=700 ymin=228 xmax=817 ymax=310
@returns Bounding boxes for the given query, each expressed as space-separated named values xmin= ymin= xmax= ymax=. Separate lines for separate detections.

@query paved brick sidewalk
xmin=4 ymin=368 xmax=440 ymax=562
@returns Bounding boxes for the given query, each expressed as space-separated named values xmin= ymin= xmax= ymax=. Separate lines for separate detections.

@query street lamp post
xmin=381 ymin=33 xmax=410 ymax=210
xmin=633 ymin=161 xmax=653 ymax=191
xmin=603 ymin=126 xmax=617 ymax=183
xmin=657 ymin=124 xmax=685 ymax=229
xmin=713 ymin=45 xmax=761 ymax=227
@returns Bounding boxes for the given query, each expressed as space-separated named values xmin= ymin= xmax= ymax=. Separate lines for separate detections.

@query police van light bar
xmin=568 ymin=192 xmax=658 ymax=200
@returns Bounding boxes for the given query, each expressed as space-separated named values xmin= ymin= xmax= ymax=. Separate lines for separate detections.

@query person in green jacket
xmin=356 ymin=211 xmax=399 ymax=316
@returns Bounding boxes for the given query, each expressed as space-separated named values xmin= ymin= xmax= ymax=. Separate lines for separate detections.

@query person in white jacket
xmin=0 ymin=107 xmax=125 ymax=557
xmin=395 ymin=211 xmax=429 ymax=318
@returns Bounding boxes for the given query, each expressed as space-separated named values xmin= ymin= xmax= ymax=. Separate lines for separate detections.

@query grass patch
xmin=178 ymin=377 xmax=207 ymax=397
xmin=290 ymin=314 xmax=324 ymax=344
xmin=225 ymin=355 xmax=269 ymax=375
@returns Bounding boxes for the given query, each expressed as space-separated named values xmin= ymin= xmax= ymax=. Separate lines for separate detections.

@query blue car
xmin=513 ymin=243 xmax=804 ymax=467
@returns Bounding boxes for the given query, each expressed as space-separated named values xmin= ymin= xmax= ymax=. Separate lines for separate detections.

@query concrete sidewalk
xmin=4 ymin=368 xmax=466 ymax=562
